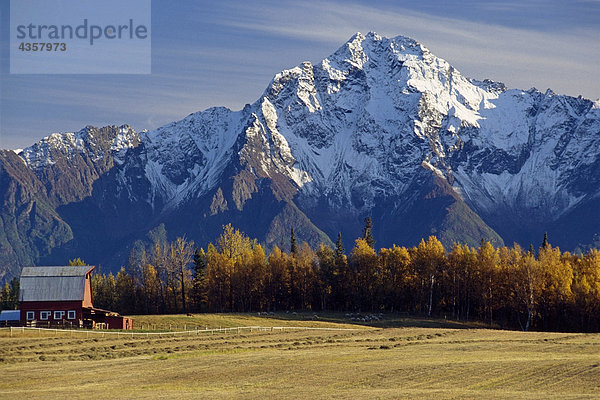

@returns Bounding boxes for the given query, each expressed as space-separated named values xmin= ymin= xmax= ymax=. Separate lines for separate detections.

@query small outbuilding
xmin=0 ymin=310 xmax=21 ymax=326
xmin=19 ymin=265 xmax=133 ymax=329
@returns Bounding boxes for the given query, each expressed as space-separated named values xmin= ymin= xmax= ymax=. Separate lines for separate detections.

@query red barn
xmin=19 ymin=265 xmax=133 ymax=329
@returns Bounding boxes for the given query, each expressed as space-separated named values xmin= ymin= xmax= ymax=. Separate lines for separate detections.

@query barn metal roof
xmin=19 ymin=266 xmax=94 ymax=302
xmin=20 ymin=266 xmax=93 ymax=277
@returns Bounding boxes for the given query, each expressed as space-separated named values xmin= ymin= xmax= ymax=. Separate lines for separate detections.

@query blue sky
xmin=0 ymin=0 xmax=599 ymax=149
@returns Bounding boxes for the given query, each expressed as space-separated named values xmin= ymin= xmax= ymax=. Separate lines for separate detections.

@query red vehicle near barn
xmin=19 ymin=265 xmax=133 ymax=330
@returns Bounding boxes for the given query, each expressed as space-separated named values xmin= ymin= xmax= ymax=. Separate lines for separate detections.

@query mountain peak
xmin=1 ymin=33 xmax=599 ymax=278
xmin=328 ymin=32 xmax=433 ymax=73
xmin=19 ymin=124 xmax=139 ymax=170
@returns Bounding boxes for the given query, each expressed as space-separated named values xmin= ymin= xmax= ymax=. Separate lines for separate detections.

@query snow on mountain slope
xmin=243 ymin=31 xmax=600 ymax=223
xmin=454 ymin=89 xmax=600 ymax=219
xmin=20 ymin=125 xmax=138 ymax=170
xmin=10 ymin=32 xmax=600 ymax=254
xmin=251 ymin=32 xmax=490 ymax=209
xmin=135 ymin=107 xmax=247 ymax=209
xmin=16 ymin=125 xmax=140 ymax=205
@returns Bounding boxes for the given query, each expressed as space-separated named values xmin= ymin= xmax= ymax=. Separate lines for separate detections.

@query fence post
xmin=9 ymin=326 xmax=12 ymax=337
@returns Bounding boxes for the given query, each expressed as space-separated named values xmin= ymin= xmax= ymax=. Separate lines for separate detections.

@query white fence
xmin=1 ymin=325 xmax=359 ymax=339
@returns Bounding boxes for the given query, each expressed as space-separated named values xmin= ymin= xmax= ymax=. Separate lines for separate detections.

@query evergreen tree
xmin=290 ymin=228 xmax=298 ymax=255
xmin=363 ymin=217 xmax=375 ymax=248
xmin=68 ymin=258 xmax=86 ymax=266
xmin=542 ymin=232 xmax=549 ymax=249
xmin=335 ymin=232 xmax=345 ymax=261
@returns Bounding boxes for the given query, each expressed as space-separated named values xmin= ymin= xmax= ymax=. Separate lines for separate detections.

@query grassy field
xmin=0 ymin=313 xmax=599 ymax=399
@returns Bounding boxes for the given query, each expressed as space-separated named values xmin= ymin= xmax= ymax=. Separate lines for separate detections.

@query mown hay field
xmin=0 ymin=313 xmax=599 ymax=399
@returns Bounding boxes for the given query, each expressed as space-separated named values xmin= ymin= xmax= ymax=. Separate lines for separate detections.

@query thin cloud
xmin=218 ymin=0 xmax=600 ymax=99
xmin=2 ymin=0 xmax=599 ymax=150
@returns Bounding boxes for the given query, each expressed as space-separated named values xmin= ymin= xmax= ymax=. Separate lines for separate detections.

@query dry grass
xmin=0 ymin=313 xmax=599 ymax=399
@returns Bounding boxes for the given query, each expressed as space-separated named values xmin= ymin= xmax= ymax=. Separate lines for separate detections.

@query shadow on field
xmin=125 ymin=312 xmax=494 ymax=332
xmin=250 ymin=312 xmax=488 ymax=330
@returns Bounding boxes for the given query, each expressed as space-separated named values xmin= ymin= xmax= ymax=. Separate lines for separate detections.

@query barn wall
xmin=83 ymin=273 xmax=93 ymax=308
xmin=20 ymin=301 xmax=83 ymax=324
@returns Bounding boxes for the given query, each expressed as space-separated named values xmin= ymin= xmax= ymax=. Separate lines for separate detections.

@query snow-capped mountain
xmin=1 ymin=32 xmax=598 ymax=278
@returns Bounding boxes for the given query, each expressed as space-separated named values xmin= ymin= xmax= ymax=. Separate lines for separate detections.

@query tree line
xmin=87 ymin=222 xmax=600 ymax=332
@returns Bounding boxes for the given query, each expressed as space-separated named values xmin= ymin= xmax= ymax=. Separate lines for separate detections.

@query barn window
xmin=54 ymin=311 xmax=65 ymax=320
xmin=26 ymin=311 xmax=35 ymax=320
xmin=40 ymin=311 xmax=51 ymax=320
xmin=67 ymin=310 xmax=76 ymax=320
